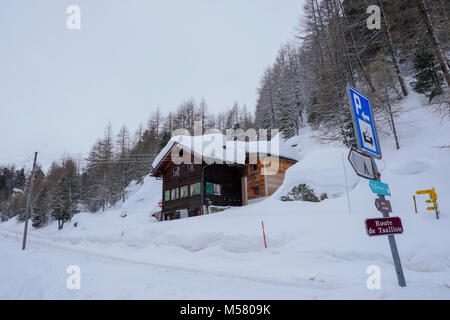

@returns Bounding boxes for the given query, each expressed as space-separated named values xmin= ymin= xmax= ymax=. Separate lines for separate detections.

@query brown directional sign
xmin=348 ymin=149 xmax=375 ymax=179
xmin=365 ymin=217 xmax=403 ymax=237
xmin=375 ymin=198 xmax=392 ymax=214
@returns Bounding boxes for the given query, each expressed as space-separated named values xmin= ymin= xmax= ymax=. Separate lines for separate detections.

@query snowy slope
xmin=1 ymin=91 xmax=450 ymax=299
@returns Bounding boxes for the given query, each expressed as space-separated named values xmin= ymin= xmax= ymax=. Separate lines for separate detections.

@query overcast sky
xmin=0 ymin=0 xmax=303 ymax=170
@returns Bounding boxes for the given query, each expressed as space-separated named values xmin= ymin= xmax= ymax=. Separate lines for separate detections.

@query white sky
xmin=0 ymin=0 xmax=304 ymax=170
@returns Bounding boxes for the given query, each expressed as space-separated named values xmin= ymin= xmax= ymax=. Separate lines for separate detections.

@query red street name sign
xmin=365 ymin=217 xmax=404 ymax=237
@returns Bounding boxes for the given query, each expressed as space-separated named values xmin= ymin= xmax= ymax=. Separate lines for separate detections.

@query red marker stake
xmin=261 ymin=221 xmax=267 ymax=249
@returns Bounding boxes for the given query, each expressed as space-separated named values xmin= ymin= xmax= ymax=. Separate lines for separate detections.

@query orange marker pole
xmin=261 ymin=221 xmax=267 ymax=249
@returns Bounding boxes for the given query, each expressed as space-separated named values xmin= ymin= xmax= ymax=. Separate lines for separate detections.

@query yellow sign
xmin=416 ymin=189 xmax=437 ymax=200
xmin=415 ymin=188 xmax=440 ymax=220
xmin=416 ymin=189 xmax=434 ymax=195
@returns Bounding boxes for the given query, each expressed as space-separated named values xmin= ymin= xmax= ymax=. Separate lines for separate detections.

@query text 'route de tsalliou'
xmin=365 ymin=217 xmax=404 ymax=237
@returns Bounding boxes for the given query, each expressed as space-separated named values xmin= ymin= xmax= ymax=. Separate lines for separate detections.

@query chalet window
xmin=164 ymin=190 xmax=170 ymax=201
xmin=251 ymin=164 xmax=258 ymax=173
xmin=171 ymin=188 xmax=179 ymax=200
xmin=206 ymin=182 xmax=222 ymax=195
xmin=173 ymin=167 xmax=180 ymax=176
xmin=190 ymin=182 xmax=201 ymax=195
xmin=180 ymin=185 xmax=188 ymax=198
xmin=187 ymin=164 xmax=194 ymax=172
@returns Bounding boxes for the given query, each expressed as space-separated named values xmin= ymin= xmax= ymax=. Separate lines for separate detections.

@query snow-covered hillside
xmin=1 ymin=91 xmax=450 ymax=299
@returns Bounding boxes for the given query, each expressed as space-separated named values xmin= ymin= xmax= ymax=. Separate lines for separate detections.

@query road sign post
xmin=347 ymin=84 xmax=406 ymax=288
xmin=370 ymin=144 xmax=406 ymax=288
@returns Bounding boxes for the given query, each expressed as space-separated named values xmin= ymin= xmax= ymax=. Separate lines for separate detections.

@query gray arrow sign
xmin=348 ymin=149 xmax=375 ymax=179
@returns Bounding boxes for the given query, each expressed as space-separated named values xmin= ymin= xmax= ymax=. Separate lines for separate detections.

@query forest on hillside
xmin=1 ymin=0 xmax=449 ymax=228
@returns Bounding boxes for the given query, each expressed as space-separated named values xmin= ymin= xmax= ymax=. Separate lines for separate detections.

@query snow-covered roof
xmin=13 ymin=188 xmax=23 ymax=194
xmin=152 ymin=133 xmax=298 ymax=171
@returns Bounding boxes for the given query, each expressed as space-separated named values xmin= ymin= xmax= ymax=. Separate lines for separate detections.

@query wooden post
xmin=22 ymin=152 xmax=38 ymax=251
xmin=413 ymin=195 xmax=418 ymax=214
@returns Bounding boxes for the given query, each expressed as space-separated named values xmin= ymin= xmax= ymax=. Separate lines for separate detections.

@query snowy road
xmin=0 ymin=231 xmax=348 ymax=300
xmin=1 ymin=228 xmax=449 ymax=300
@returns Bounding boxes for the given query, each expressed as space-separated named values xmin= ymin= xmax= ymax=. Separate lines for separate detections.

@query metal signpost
xmin=347 ymin=84 xmax=406 ymax=288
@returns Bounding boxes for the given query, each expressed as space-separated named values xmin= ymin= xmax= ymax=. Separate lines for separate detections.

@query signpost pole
xmin=347 ymin=84 xmax=406 ymax=288
xmin=370 ymin=157 xmax=406 ymax=287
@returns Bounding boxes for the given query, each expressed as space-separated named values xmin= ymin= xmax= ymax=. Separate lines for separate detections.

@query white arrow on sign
xmin=348 ymin=149 xmax=375 ymax=180
xmin=361 ymin=112 xmax=370 ymax=122
xmin=354 ymin=95 xmax=362 ymax=115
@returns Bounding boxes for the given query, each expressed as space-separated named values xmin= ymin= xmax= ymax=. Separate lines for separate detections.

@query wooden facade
xmin=151 ymin=143 xmax=296 ymax=221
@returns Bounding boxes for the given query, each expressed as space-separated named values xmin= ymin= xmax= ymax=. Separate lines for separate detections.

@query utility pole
xmin=102 ymin=170 xmax=106 ymax=212
xmin=69 ymin=182 xmax=72 ymax=222
xmin=122 ymin=162 xmax=125 ymax=204
xmin=22 ymin=152 xmax=38 ymax=251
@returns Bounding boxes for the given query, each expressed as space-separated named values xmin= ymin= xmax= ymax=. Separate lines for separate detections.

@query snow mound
xmin=389 ymin=159 xmax=436 ymax=176
xmin=273 ymin=146 xmax=360 ymax=200
xmin=121 ymin=175 xmax=162 ymax=217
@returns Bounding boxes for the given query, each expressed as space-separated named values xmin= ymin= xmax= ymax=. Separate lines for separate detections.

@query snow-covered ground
xmin=1 ymin=91 xmax=450 ymax=299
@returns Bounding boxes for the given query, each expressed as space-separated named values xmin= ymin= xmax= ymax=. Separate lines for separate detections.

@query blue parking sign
xmin=347 ymin=84 xmax=382 ymax=159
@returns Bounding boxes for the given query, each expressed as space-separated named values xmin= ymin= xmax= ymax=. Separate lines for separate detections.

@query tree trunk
xmin=384 ymin=87 xmax=400 ymax=150
xmin=379 ymin=0 xmax=408 ymax=97
xmin=416 ymin=0 xmax=450 ymax=87
xmin=338 ymin=0 xmax=376 ymax=93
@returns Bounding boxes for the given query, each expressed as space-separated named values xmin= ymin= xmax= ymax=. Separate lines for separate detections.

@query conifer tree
xmin=410 ymin=41 xmax=444 ymax=101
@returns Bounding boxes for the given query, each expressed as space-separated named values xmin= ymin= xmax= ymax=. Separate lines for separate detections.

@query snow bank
xmin=273 ymin=146 xmax=360 ymax=199
xmin=121 ymin=175 xmax=162 ymax=217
